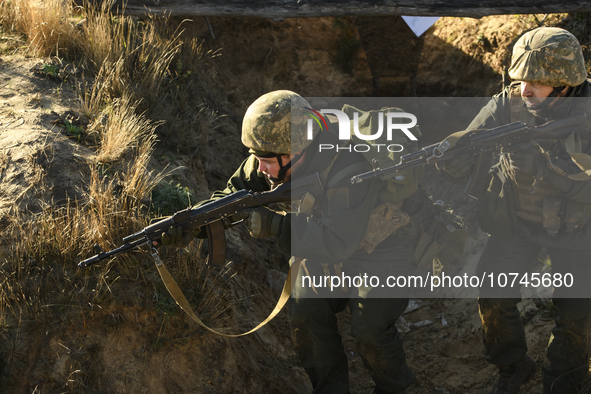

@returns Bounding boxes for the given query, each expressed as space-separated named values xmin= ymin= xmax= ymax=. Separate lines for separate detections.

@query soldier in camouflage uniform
xmin=163 ymin=90 xmax=429 ymax=394
xmin=441 ymin=27 xmax=591 ymax=394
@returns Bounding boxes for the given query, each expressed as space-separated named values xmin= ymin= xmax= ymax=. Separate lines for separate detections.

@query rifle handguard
xmin=349 ymin=112 xmax=586 ymax=185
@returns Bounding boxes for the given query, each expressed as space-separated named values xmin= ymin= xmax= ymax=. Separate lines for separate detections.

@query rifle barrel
xmin=78 ymin=238 xmax=145 ymax=268
xmin=80 ymin=177 xmax=317 ymax=268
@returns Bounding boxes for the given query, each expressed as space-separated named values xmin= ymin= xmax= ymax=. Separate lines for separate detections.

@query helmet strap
xmin=524 ymin=85 xmax=569 ymax=115
xmin=268 ymin=151 xmax=304 ymax=184
xmin=551 ymin=85 xmax=568 ymax=97
xmin=544 ymin=86 xmax=573 ymax=113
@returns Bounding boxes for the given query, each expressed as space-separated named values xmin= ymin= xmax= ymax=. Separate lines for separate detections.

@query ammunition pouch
xmin=479 ymin=164 xmax=591 ymax=237
xmin=358 ymin=201 xmax=410 ymax=254
xmin=564 ymin=200 xmax=591 ymax=232
xmin=542 ymin=196 xmax=562 ymax=236
xmin=281 ymin=190 xmax=321 ymax=215
xmin=542 ymin=196 xmax=591 ymax=236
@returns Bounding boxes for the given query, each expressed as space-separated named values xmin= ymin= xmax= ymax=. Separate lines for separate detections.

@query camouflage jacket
xmin=469 ymin=81 xmax=591 ymax=246
xmin=202 ymin=129 xmax=423 ymax=266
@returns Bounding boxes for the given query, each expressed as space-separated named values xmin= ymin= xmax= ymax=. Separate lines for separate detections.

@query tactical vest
xmin=293 ymin=107 xmax=463 ymax=272
xmin=503 ymin=82 xmax=591 ymax=234
xmin=269 ymin=106 xmax=430 ymax=254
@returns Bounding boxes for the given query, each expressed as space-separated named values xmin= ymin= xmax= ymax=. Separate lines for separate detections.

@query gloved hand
xmin=150 ymin=217 xmax=202 ymax=248
xmin=506 ymin=142 xmax=545 ymax=177
xmin=160 ymin=225 xmax=197 ymax=247
xmin=438 ymin=153 xmax=475 ymax=180
xmin=233 ymin=207 xmax=284 ymax=238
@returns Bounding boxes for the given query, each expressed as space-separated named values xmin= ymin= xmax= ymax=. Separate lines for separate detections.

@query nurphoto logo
xmin=302 ymin=107 xmax=418 ymax=153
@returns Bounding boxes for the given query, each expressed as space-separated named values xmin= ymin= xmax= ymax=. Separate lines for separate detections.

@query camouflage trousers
xmin=476 ymin=232 xmax=591 ymax=393
xmin=288 ymin=240 xmax=417 ymax=394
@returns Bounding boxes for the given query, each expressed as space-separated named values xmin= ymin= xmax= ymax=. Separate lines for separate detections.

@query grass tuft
xmin=1 ymin=0 xmax=81 ymax=57
xmin=0 ymin=0 xmax=233 ymax=390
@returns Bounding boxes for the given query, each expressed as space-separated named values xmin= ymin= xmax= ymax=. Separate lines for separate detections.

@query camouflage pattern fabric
xmin=467 ymin=27 xmax=591 ymax=394
xmin=208 ymin=122 xmax=422 ymax=393
xmin=241 ymin=90 xmax=313 ymax=155
xmin=198 ymin=93 xmax=429 ymax=393
xmin=358 ymin=201 xmax=410 ymax=254
xmin=509 ymin=27 xmax=586 ymax=88
xmin=467 ymin=81 xmax=591 ymax=238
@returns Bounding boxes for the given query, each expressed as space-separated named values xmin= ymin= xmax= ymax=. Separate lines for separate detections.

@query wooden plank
xmin=102 ymin=0 xmax=591 ymax=18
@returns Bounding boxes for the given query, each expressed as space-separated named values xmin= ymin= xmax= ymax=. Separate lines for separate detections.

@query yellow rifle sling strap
xmin=533 ymin=132 xmax=591 ymax=181
xmin=563 ymin=131 xmax=591 ymax=181
xmin=150 ymin=242 xmax=298 ymax=338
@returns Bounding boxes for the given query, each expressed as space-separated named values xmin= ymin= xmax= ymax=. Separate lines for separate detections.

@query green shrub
xmin=150 ymin=181 xmax=196 ymax=216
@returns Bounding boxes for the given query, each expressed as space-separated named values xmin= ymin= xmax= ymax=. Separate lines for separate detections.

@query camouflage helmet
xmin=509 ymin=27 xmax=587 ymax=87
xmin=241 ymin=90 xmax=313 ymax=155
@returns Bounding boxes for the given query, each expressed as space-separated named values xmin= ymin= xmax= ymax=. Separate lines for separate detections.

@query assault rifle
xmin=78 ymin=172 xmax=324 ymax=268
xmin=350 ymin=112 xmax=586 ymax=195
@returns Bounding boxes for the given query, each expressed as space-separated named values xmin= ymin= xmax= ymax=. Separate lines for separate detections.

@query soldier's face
xmin=257 ymin=156 xmax=285 ymax=179
xmin=520 ymin=81 xmax=554 ymax=108
xmin=256 ymin=153 xmax=306 ymax=184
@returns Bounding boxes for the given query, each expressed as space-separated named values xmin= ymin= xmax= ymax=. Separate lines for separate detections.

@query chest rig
xmin=504 ymin=83 xmax=591 ymax=235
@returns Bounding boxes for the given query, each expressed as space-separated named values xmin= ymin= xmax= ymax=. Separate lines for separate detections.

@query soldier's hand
xmin=439 ymin=153 xmax=475 ymax=179
xmin=507 ymin=142 xmax=544 ymax=176
xmin=152 ymin=224 xmax=198 ymax=248
xmin=233 ymin=207 xmax=284 ymax=238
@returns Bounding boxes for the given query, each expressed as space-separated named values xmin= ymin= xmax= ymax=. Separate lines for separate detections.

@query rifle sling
xmin=151 ymin=245 xmax=299 ymax=338
xmin=563 ymin=131 xmax=591 ymax=181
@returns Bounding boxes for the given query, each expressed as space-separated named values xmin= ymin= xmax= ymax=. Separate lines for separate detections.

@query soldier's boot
xmin=491 ymin=355 xmax=536 ymax=394
xmin=374 ymin=388 xmax=406 ymax=394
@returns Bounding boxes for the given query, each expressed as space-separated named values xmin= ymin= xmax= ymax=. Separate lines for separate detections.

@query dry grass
xmin=155 ymin=242 xmax=234 ymax=334
xmin=83 ymin=152 xmax=160 ymax=251
xmin=91 ymin=95 xmax=162 ymax=163
xmin=1 ymin=0 xmax=223 ymax=162
xmin=80 ymin=2 xmax=183 ymax=106
xmin=0 ymin=0 xmax=223 ymax=286
xmin=1 ymin=0 xmax=80 ymax=57
xmin=77 ymin=57 xmax=118 ymax=119
xmin=0 ymin=0 xmax=231 ymax=390
xmin=1 ymin=138 xmax=160 ymax=281
xmin=0 ymin=161 xmax=231 ymax=389
xmin=147 ymin=36 xmax=224 ymax=158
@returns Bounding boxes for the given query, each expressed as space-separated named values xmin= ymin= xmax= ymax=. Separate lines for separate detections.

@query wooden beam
xmin=106 ymin=0 xmax=591 ymax=18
